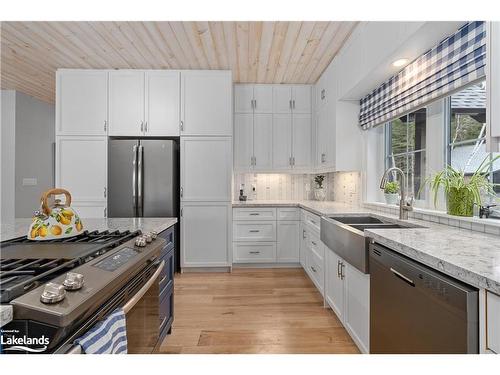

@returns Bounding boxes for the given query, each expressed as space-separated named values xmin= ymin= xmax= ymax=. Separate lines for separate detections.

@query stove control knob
xmin=40 ymin=282 xmax=66 ymax=304
xmin=63 ymin=272 xmax=85 ymax=290
xmin=135 ymin=236 xmax=147 ymax=247
xmin=150 ymin=231 xmax=158 ymax=240
xmin=144 ymin=233 xmax=153 ymax=243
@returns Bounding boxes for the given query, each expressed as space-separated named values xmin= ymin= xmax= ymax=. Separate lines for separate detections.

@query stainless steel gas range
xmin=0 ymin=228 xmax=175 ymax=354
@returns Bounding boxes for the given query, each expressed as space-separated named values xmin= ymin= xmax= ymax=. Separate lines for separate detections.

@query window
xmin=385 ymin=108 xmax=427 ymax=200
xmin=448 ymin=81 xmax=500 ymax=199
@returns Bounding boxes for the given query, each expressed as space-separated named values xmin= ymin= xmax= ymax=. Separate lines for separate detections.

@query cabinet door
xmin=315 ymin=105 xmax=330 ymax=167
xmin=181 ymin=137 xmax=232 ymax=201
xmin=253 ymin=85 xmax=273 ymax=113
xmin=181 ymin=71 xmax=232 ymax=136
xmin=56 ymin=136 xmax=107 ymax=203
xmin=325 ymin=250 xmax=344 ymax=321
xmin=57 ymin=71 xmax=108 ymax=135
xmin=234 ymin=113 xmax=254 ymax=170
xmin=292 ymin=114 xmax=312 ymax=169
xmin=277 ymin=221 xmax=299 ymax=263
xmin=253 ymin=114 xmax=273 ymax=169
xmin=234 ymin=84 xmax=254 ymax=113
xmin=71 ymin=203 xmax=106 ymax=218
xmin=299 ymin=222 xmax=307 ymax=268
xmin=273 ymin=86 xmax=292 ymax=114
xmin=272 ymin=114 xmax=292 ymax=170
xmin=292 ymin=85 xmax=312 ymax=114
xmin=344 ymin=262 xmax=370 ymax=353
xmin=181 ymin=202 xmax=231 ymax=267
xmin=109 ymin=71 xmax=145 ymax=136
xmin=145 ymin=71 xmax=180 ymax=136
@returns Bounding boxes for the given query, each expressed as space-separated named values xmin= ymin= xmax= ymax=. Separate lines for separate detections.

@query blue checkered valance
xmin=359 ymin=21 xmax=486 ymax=130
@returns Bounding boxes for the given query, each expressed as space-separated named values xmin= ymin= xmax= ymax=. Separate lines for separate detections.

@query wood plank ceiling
xmin=0 ymin=21 xmax=357 ymax=104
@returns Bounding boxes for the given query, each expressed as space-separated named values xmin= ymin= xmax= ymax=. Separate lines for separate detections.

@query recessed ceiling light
xmin=392 ymin=58 xmax=409 ymax=67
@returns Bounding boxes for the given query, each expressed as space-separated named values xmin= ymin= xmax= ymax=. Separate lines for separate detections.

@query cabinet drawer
xmin=233 ymin=221 xmax=276 ymax=242
xmin=307 ymin=247 xmax=324 ymax=294
xmin=233 ymin=242 xmax=277 ymax=263
xmin=277 ymin=207 xmax=299 ymax=221
xmin=308 ymin=232 xmax=324 ymax=259
xmin=303 ymin=210 xmax=321 ymax=232
xmin=233 ymin=207 xmax=277 ymax=221
xmin=487 ymin=291 xmax=500 ymax=353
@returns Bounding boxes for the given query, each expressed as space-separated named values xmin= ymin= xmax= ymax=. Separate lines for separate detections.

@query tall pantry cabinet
xmin=56 ymin=69 xmax=233 ymax=270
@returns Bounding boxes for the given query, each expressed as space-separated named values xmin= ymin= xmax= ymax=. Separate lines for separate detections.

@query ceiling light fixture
xmin=392 ymin=58 xmax=409 ymax=68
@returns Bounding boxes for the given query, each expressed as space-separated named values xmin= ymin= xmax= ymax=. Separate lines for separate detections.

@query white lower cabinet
xmin=277 ymin=221 xmax=299 ymax=263
xmin=306 ymin=245 xmax=324 ymax=295
xmin=486 ymin=291 xmax=500 ymax=353
xmin=181 ymin=202 xmax=231 ymax=267
xmin=299 ymin=222 xmax=307 ymax=268
xmin=232 ymin=207 xmax=299 ymax=265
xmin=325 ymin=246 xmax=370 ymax=353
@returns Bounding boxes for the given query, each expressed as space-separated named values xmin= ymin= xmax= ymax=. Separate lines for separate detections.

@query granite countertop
xmin=233 ymin=200 xmax=500 ymax=294
xmin=0 ymin=217 xmax=178 ymax=242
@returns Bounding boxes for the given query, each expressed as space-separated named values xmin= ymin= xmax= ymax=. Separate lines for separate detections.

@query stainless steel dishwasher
xmin=369 ymin=243 xmax=479 ymax=354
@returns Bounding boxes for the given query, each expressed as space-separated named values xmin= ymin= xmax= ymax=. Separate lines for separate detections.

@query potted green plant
xmin=314 ymin=175 xmax=326 ymax=201
xmin=422 ymin=155 xmax=500 ymax=217
xmin=384 ymin=181 xmax=400 ymax=205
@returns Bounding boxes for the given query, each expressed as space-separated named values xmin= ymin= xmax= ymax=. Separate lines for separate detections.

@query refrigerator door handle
xmin=132 ymin=144 xmax=138 ymax=216
xmin=137 ymin=144 xmax=144 ymax=217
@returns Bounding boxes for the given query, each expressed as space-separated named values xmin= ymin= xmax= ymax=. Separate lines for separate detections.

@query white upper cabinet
xmin=181 ymin=71 xmax=232 ymax=136
xmin=56 ymin=136 xmax=107 ymax=203
xmin=273 ymin=86 xmax=293 ymax=114
xmin=292 ymin=114 xmax=312 ymax=169
xmin=181 ymin=137 xmax=232 ymax=201
xmin=292 ymin=86 xmax=312 ymax=114
xmin=253 ymin=85 xmax=273 ymax=113
xmin=145 ymin=71 xmax=180 ymax=136
xmin=109 ymin=71 xmax=145 ymax=136
xmin=234 ymin=113 xmax=254 ymax=170
xmin=272 ymin=114 xmax=293 ymax=170
xmin=253 ymin=114 xmax=273 ymax=169
xmin=234 ymin=85 xmax=254 ymax=113
xmin=56 ymin=70 xmax=108 ymax=135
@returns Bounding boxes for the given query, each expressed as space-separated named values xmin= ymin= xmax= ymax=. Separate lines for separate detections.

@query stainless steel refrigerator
xmin=108 ymin=138 xmax=179 ymax=218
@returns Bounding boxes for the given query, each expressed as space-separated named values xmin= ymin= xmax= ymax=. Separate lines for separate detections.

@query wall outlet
xmin=22 ymin=178 xmax=38 ymax=186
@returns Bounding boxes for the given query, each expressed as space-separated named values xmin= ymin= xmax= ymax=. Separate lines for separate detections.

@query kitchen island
xmin=0 ymin=217 xmax=178 ymax=242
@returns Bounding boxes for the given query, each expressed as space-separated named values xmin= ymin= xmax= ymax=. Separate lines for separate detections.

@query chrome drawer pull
xmin=249 ymin=230 xmax=260 ymax=233
xmin=310 ymin=266 xmax=317 ymax=273
xmin=311 ymin=241 xmax=317 ymax=246
xmin=249 ymin=213 xmax=260 ymax=216
xmin=337 ymin=260 xmax=342 ymax=278
xmin=249 ymin=251 xmax=261 ymax=254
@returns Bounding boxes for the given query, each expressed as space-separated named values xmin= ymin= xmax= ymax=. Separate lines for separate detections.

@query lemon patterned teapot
xmin=28 ymin=188 xmax=84 ymax=240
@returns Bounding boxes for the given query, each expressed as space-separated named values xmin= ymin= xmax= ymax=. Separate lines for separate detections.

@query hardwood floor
xmin=158 ymin=268 xmax=360 ymax=354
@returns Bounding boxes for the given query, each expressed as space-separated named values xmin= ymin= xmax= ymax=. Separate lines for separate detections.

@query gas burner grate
xmin=0 ymin=229 xmax=141 ymax=303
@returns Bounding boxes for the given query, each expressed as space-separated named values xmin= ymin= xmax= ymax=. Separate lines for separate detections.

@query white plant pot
xmin=314 ymin=188 xmax=326 ymax=201
xmin=384 ymin=193 xmax=399 ymax=205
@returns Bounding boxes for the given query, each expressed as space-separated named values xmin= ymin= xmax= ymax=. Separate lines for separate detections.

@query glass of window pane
xmin=408 ymin=151 xmax=426 ymax=200
xmin=390 ymin=116 xmax=407 ymax=155
xmin=449 ymin=140 xmax=488 ymax=173
xmin=408 ymin=108 xmax=427 ymax=152
xmin=450 ymin=83 xmax=486 ymax=144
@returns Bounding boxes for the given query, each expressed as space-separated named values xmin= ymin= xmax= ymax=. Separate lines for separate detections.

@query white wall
xmin=1 ymin=90 xmax=16 ymax=223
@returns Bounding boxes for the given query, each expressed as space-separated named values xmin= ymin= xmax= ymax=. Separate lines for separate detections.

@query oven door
xmin=64 ymin=260 xmax=164 ymax=354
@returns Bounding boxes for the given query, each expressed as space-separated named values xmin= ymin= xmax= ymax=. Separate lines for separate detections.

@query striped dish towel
xmin=74 ymin=308 xmax=127 ymax=354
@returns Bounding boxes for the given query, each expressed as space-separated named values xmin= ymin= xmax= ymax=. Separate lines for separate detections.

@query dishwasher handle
xmin=390 ymin=267 xmax=415 ymax=287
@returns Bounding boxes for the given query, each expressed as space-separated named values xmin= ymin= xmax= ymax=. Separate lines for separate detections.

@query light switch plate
xmin=22 ymin=177 xmax=37 ymax=186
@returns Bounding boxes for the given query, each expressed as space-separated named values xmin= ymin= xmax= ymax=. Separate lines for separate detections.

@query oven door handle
xmin=123 ymin=260 xmax=164 ymax=314
xmin=66 ymin=260 xmax=165 ymax=354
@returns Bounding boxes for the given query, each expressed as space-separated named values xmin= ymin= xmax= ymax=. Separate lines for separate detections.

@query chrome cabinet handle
xmin=132 ymin=145 xmax=138 ymax=215
xmin=249 ymin=213 xmax=260 ymax=216
xmin=103 ymin=187 xmax=107 ymax=198
xmin=340 ymin=262 xmax=345 ymax=280
xmin=249 ymin=251 xmax=260 ymax=254
xmin=337 ymin=260 xmax=342 ymax=278
xmin=321 ymin=153 xmax=326 ymax=163
xmin=302 ymin=229 xmax=306 ymax=239
xmin=292 ymin=156 xmax=295 ymax=166
xmin=289 ymin=156 xmax=293 ymax=166
xmin=180 ymin=120 xmax=184 ymax=132
xmin=144 ymin=121 xmax=148 ymax=132
xmin=249 ymin=230 xmax=260 ymax=233
xmin=310 ymin=266 xmax=317 ymax=273
xmin=140 ymin=121 xmax=144 ymax=132
xmin=390 ymin=267 xmax=415 ymax=286
xmin=311 ymin=241 xmax=317 ymax=246
xmin=289 ymin=100 xmax=292 ymax=109
xmin=104 ymin=120 xmax=107 ymax=132
xmin=180 ymin=187 xmax=183 ymax=198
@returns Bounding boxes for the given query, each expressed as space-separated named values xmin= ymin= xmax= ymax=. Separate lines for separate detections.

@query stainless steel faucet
xmin=380 ymin=167 xmax=413 ymax=220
